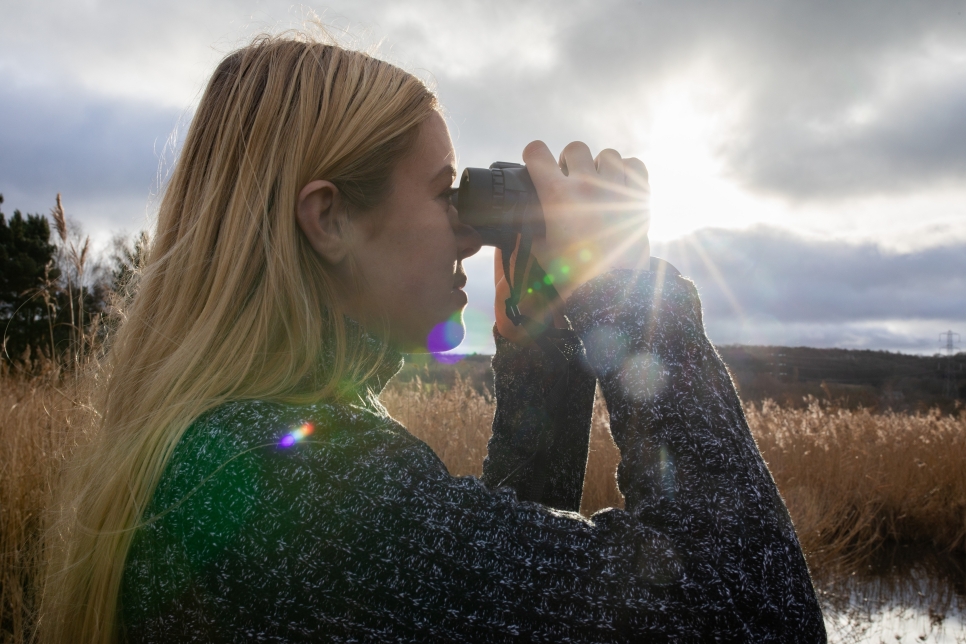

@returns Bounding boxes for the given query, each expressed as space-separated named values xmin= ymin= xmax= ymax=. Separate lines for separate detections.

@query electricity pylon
xmin=939 ymin=330 xmax=961 ymax=398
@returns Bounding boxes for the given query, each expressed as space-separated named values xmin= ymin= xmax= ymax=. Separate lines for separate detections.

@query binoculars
xmin=450 ymin=162 xmax=544 ymax=253
xmin=450 ymin=161 xmax=553 ymax=332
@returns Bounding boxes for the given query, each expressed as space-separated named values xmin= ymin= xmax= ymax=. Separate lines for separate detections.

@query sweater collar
xmin=335 ymin=317 xmax=405 ymax=411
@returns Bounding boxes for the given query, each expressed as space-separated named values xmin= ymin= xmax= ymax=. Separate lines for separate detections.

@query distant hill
xmin=716 ymin=345 xmax=965 ymax=412
xmin=394 ymin=347 xmax=965 ymax=414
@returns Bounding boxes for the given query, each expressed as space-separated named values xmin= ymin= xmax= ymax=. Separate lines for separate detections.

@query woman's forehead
xmin=407 ymin=112 xmax=456 ymax=180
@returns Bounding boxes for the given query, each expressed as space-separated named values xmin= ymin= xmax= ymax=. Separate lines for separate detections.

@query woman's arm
xmin=482 ymin=267 xmax=825 ymax=640
xmin=566 ymin=268 xmax=825 ymax=640
xmin=480 ymin=325 xmax=597 ymax=512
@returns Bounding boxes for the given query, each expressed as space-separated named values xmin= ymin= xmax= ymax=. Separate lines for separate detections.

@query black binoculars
xmin=450 ymin=161 xmax=553 ymax=331
xmin=450 ymin=162 xmax=544 ymax=253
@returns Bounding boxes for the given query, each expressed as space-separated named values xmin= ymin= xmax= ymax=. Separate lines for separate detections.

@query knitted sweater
xmin=120 ymin=269 xmax=826 ymax=642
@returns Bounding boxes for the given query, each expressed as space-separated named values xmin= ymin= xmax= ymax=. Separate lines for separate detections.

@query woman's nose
xmin=456 ymin=222 xmax=483 ymax=261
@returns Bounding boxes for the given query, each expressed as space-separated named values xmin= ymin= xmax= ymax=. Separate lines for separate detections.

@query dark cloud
xmin=722 ymin=88 xmax=966 ymax=199
xmin=436 ymin=0 xmax=966 ymax=201
xmin=458 ymin=228 xmax=966 ymax=355
xmin=653 ymin=227 xmax=965 ymax=350
xmin=579 ymin=1 xmax=966 ymax=200
xmin=0 ymin=72 xmax=184 ymax=217
xmin=5 ymin=0 xmax=966 ymax=210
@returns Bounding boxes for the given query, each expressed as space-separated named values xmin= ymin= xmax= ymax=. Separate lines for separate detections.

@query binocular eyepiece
xmin=450 ymin=162 xmax=544 ymax=252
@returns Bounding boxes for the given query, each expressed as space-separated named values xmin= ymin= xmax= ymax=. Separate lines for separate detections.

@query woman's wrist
xmin=494 ymin=287 xmax=568 ymax=345
xmin=526 ymin=236 xmax=650 ymax=302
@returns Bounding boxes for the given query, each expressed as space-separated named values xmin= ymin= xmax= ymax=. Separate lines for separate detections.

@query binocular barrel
xmin=450 ymin=162 xmax=545 ymax=250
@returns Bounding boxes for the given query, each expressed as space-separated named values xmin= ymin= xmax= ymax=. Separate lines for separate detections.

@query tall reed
xmin=748 ymin=397 xmax=966 ymax=572
xmin=0 ymin=361 xmax=92 ymax=644
xmin=382 ymin=380 xmax=966 ymax=573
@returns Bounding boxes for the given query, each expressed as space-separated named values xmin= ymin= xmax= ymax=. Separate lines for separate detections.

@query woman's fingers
xmin=516 ymin=140 xmax=651 ymax=309
xmin=558 ymin=141 xmax=595 ymax=177
xmin=623 ymin=157 xmax=649 ymax=194
xmin=522 ymin=140 xmax=562 ymax=192
xmin=595 ymin=148 xmax=625 ymax=184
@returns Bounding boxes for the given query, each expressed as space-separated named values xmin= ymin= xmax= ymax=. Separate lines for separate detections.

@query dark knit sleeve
xmin=565 ymin=269 xmax=826 ymax=641
xmin=481 ymin=268 xmax=825 ymax=640
xmin=481 ymin=328 xmax=597 ymax=512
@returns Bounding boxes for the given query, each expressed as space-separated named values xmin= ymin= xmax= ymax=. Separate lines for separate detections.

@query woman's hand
xmin=495 ymin=141 xmax=651 ymax=344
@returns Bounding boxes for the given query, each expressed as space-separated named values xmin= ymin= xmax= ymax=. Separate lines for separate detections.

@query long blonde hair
xmin=39 ymin=32 xmax=438 ymax=643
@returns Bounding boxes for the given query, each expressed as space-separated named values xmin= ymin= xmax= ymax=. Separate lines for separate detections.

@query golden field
xmin=2 ymin=364 xmax=966 ymax=642
xmin=384 ymin=375 xmax=966 ymax=570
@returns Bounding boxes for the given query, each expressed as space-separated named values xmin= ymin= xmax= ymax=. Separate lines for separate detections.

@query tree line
xmin=0 ymin=193 xmax=147 ymax=366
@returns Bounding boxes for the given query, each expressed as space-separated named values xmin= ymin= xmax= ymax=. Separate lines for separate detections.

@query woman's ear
xmin=296 ymin=180 xmax=350 ymax=264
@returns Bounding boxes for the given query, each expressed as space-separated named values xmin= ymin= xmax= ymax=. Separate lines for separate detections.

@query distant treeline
xmin=716 ymin=345 xmax=965 ymax=413
xmin=396 ymin=347 xmax=966 ymax=413
xmin=0 ymin=193 xmax=146 ymax=365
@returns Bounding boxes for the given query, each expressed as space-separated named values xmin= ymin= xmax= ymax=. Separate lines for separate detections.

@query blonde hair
xmin=39 ymin=32 xmax=438 ymax=643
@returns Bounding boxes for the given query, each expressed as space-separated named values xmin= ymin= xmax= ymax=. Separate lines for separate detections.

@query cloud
xmin=0 ymin=70 xmax=184 ymax=228
xmin=393 ymin=0 xmax=966 ymax=201
xmin=719 ymin=35 xmax=966 ymax=200
xmin=555 ymin=1 xmax=966 ymax=200
xmin=653 ymin=227 xmax=966 ymax=350
xmin=4 ymin=0 xmax=966 ymax=207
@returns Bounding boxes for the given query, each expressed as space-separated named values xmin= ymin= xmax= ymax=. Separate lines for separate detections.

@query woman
xmin=40 ymin=33 xmax=826 ymax=642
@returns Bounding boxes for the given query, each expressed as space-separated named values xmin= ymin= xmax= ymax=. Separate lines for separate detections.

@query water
xmin=820 ymin=546 xmax=966 ymax=643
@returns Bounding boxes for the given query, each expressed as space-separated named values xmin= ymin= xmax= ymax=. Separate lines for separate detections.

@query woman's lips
xmin=453 ymin=268 xmax=468 ymax=304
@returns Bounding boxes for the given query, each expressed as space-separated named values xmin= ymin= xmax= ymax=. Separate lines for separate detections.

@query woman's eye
xmin=439 ymin=187 xmax=458 ymax=201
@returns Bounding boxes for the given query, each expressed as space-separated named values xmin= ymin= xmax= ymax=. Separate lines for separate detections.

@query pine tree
xmin=0 ymin=193 xmax=61 ymax=361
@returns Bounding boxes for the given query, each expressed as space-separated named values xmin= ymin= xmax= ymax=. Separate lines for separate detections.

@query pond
xmin=820 ymin=546 xmax=965 ymax=643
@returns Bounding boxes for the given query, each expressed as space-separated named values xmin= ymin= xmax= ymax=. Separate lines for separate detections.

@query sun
xmin=642 ymin=82 xmax=771 ymax=241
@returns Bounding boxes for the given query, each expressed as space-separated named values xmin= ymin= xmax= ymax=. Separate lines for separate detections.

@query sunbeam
xmin=683 ymin=234 xmax=746 ymax=323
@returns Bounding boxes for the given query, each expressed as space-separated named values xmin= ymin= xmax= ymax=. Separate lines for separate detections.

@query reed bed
xmin=383 ymin=378 xmax=966 ymax=575
xmin=0 ymin=363 xmax=91 ymax=643
xmin=2 ymin=368 xmax=965 ymax=642
xmin=381 ymin=375 xmax=624 ymax=517
xmin=747 ymin=398 xmax=966 ymax=572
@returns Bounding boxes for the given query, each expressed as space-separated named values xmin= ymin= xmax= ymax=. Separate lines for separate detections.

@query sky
xmin=1 ymin=0 xmax=964 ymax=355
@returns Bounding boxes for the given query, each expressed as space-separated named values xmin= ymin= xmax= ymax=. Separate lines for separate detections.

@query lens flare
xmin=428 ymin=313 xmax=465 ymax=364
xmin=279 ymin=422 xmax=314 ymax=448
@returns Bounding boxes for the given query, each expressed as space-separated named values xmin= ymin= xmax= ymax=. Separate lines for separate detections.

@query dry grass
xmin=748 ymin=398 xmax=966 ymax=573
xmin=383 ymin=379 xmax=966 ymax=575
xmin=0 ymin=362 xmax=91 ymax=644
xmin=2 ymin=368 xmax=965 ymax=642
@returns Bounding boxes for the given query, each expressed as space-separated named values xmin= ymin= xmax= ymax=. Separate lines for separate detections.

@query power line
xmin=939 ymin=330 xmax=961 ymax=398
